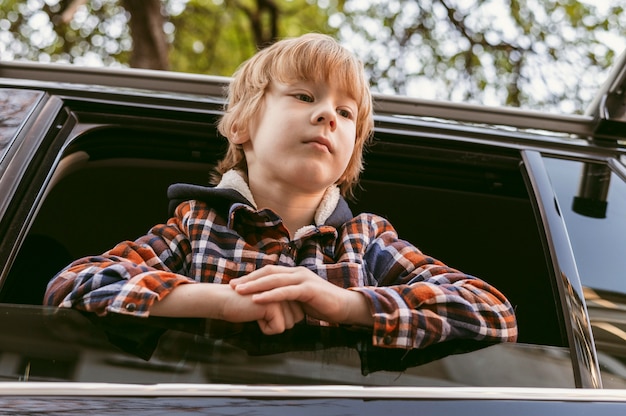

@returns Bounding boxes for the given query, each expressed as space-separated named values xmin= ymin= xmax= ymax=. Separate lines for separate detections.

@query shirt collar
xmin=216 ymin=170 xmax=346 ymax=227
xmin=167 ymin=170 xmax=354 ymax=229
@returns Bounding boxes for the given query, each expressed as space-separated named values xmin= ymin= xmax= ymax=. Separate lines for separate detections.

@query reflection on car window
xmin=543 ymin=156 xmax=626 ymax=388
xmin=0 ymin=89 xmax=43 ymax=162
xmin=0 ymin=305 xmax=577 ymax=388
xmin=543 ymin=157 xmax=626 ymax=294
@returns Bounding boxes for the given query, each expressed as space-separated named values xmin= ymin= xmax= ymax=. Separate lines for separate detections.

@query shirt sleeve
xmin=348 ymin=214 xmax=518 ymax=350
xmin=44 ymin=202 xmax=196 ymax=317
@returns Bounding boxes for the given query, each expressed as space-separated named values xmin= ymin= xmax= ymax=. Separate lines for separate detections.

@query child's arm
xmin=45 ymin=250 xmax=303 ymax=335
xmin=355 ymin=215 xmax=517 ymax=349
xmin=149 ymin=282 xmax=304 ymax=334
xmin=44 ymin=201 xmax=195 ymax=316
xmin=230 ymin=265 xmax=374 ymax=327
xmin=43 ymin=239 xmax=193 ymax=317
xmin=44 ymin=200 xmax=304 ymax=335
xmin=231 ymin=213 xmax=518 ymax=350
xmin=45 ymin=245 xmax=304 ymax=335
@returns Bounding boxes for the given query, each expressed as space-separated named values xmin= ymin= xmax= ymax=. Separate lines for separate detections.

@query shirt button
xmin=383 ymin=335 xmax=393 ymax=345
xmin=125 ymin=303 xmax=137 ymax=312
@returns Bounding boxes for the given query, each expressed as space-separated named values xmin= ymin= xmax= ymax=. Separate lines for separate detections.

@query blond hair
xmin=214 ymin=33 xmax=374 ymax=198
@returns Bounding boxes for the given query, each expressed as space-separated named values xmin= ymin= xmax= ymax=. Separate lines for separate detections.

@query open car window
xmin=0 ymin=112 xmax=578 ymax=387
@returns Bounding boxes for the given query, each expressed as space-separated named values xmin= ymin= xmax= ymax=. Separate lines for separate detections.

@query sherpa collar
xmin=167 ymin=170 xmax=353 ymax=230
xmin=216 ymin=170 xmax=341 ymax=226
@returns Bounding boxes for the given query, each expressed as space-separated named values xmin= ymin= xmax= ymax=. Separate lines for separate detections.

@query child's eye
xmin=295 ymin=93 xmax=314 ymax=102
xmin=338 ymin=108 xmax=354 ymax=119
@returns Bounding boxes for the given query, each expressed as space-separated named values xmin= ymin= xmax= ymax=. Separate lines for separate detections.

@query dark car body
xmin=1 ymin=55 xmax=626 ymax=414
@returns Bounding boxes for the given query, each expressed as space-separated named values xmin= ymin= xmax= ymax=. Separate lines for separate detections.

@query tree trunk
xmin=234 ymin=0 xmax=280 ymax=49
xmin=122 ymin=0 xmax=169 ymax=70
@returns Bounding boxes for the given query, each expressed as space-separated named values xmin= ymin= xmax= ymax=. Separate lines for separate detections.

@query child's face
xmin=236 ymin=79 xmax=358 ymax=195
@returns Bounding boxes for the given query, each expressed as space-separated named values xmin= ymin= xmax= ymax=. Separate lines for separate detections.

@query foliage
xmin=0 ymin=0 xmax=339 ymax=75
xmin=168 ymin=0 xmax=341 ymax=76
xmin=334 ymin=0 xmax=626 ymax=113
xmin=0 ymin=0 xmax=132 ymax=66
xmin=0 ymin=0 xmax=625 ymax=113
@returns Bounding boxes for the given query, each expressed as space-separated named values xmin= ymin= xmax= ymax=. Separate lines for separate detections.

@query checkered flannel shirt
xmin=45 ymin=184 xmax=517 ymax=350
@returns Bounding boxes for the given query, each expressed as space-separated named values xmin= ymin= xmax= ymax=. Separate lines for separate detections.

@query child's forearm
xmin=149 ymin=283 xmax=304 ymax=336
xmin=341 ymin=290 xmax=375 ymax=327
xmin=148 ymin=283 xmax=233 ymax=319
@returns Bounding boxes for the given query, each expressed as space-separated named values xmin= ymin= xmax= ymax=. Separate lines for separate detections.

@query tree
xmin=0 ymin=0 xmax=339 ymax=76
xmin=334 ymin=0 xmax=626 ymax=113
xmin=1 ymin=0 xmax=624 ymax=112
xmin=167 ymin=0 xmax=341 ymax=76
xmin=123 ymin=0 xmax=169 ymax=69
xmin=0 ymin=0 xmax=132 ymax=66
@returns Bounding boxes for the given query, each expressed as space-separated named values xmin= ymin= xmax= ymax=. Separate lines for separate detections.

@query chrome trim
xmin=0 ymin=61 xmax=230 ymax=99
xmin=608 ymin=157 xmax=626 ymax=182
xmin=374 ymin=94 xmax=596 ymax=137
xmin=0 ymin=383 xmax=625 ymax=402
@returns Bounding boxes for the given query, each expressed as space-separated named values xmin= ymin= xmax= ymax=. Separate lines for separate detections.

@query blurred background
xmin=0 ymin=0 xmax=624 ymax=114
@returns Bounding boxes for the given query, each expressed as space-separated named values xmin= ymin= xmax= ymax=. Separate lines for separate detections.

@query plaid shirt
xmin=45 ymin=183 xmax=517 ymax=350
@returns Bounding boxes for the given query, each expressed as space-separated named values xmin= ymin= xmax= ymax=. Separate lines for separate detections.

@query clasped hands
xmin=226 ymin=265 xmax=373 ymax=335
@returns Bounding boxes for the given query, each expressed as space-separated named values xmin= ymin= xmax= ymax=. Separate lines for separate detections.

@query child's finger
xmin=230 ymin=265 xmax=289 ymax=287
xmin=235 ymin=270 xmax=307 ymax=294
xmin=281 ymin=301 xmax=304 ymax=329
xmin=251 ymin=284 xmax=303 ymax=303
xmin=256 ymin=304 xmax=286 ymax=335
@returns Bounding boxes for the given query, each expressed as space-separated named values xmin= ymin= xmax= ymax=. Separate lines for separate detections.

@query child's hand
xmin=149 ymin=282 xmax=304 ymax=335
xmin=219 ymin=286 xmax=305 ymax=335
xmin=230 ymin=265 xmax=374 ymax=327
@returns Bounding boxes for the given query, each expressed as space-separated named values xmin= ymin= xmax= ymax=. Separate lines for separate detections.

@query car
xmin=1 ymin=53 xmax=626 ymax=414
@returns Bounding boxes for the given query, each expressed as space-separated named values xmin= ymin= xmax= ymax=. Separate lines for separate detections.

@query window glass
xmin=543 ymin=156 xmax=626 ymax=388
xmin=0 ymin=89 xmax=43 ymax=162
xmin=0 ymin=305 xmax=576 ymax=388
xmin=543 ymin=157 xmax=626 ymax=293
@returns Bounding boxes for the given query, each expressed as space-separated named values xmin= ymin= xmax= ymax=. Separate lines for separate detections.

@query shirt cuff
xmin=107 ymin=272 xmax=196 ymax=317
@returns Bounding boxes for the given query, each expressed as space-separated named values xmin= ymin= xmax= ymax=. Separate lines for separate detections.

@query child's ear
xmin=229 ymin=123 xmax=250 ymax=145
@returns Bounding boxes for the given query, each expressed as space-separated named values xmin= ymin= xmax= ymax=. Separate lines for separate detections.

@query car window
xmin=543 ymin=157 xmax=626 ymax=293
xmin=0 ymin=304 xmax=576 ymax=388
xmin=0 ymin=89 xmax=43 ymax=163
xmin=2 ymin=117 xmax=572 ymax=387
xmin=543 ymin=156 xmax=626 ymax=388
xmin=15 ymin=124 xmax=564 ymax=345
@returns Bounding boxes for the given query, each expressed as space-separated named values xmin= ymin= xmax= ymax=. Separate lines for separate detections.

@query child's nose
xmin=316 ymin=115 xmax=336 ymax=129
xmin=313 ymin=106 xmax=337 ymax=129
xmin=315 ymin=116 xmax=336 ymax=131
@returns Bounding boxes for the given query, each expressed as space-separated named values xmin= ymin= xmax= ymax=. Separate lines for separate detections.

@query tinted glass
xmin=0 ymin=89 xmax=43 ymax=162
xmin=543 ymin=156 xmax=626 ymax=388
xmin=0 ymin=305 xmax=576 ymax=388
xmin=543 ymin=157 xmax=626 ymax=293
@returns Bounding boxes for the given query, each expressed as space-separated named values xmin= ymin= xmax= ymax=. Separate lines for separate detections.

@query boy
xmin=45 ymin=33 xmax=517 ymax=350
